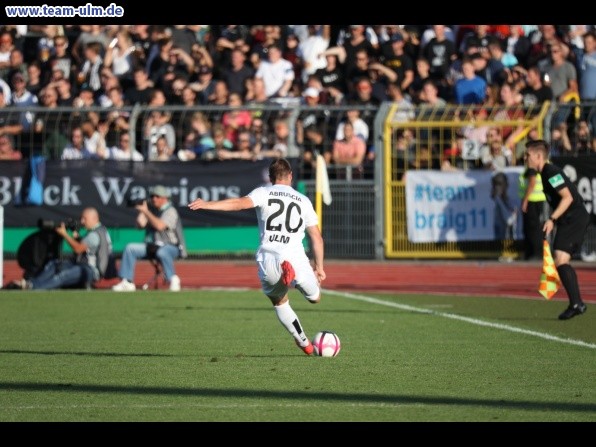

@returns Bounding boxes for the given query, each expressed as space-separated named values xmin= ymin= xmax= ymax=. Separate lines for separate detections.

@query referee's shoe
xmin=558 ymin=303 xmax=587 ymax=320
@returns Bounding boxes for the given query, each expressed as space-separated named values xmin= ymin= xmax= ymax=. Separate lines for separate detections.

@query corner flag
xmin=538 ymin=239 xmax=560 ymax=300
xmin=315 ymin=154 xmax=332 ymax=230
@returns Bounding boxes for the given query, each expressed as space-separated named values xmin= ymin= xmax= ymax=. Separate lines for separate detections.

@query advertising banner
xmin=0 ymin=159 xmax=278 ymax=228
xmin=405 ymin=167 xmax=524 ymax=242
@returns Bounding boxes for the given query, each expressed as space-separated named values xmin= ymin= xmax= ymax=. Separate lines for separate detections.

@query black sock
xmin=557 ymin=264 xmax=583 ymax=306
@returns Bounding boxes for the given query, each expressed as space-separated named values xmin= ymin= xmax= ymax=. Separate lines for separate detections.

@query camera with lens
xmin=37 ymin=217 xmax=80 ymax=232
xmin=126 ymin=197 xmax=146 ymax=207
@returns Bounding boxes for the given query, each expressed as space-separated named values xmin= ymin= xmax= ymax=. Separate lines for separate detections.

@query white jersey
xmin=248 ymin=184 xmax=318 ymax=261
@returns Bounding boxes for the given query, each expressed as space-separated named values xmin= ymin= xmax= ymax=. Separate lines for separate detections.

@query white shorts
xmin=256 ymin=251 xmax=320 ymax=302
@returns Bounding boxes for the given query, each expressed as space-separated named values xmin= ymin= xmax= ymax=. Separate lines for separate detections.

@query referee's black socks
xmin=557 ymin=264 xmax=583 ymax=306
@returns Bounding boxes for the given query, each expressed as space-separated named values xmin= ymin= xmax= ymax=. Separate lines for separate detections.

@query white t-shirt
xmin=248 ymin=184 xmax=319 ymax=261
xmin=255 ymin=58 xmax=295 ymax=98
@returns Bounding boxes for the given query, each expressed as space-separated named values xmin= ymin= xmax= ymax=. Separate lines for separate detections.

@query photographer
xmin=11 ymin=208 xmax=114 ymax=290
xmin=113 ymin=185 xmax=186 ymax=292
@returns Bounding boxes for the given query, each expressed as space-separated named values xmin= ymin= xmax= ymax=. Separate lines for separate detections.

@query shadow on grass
xmin=0 ymin=350 xmax=173 ymax=357
xmin=0 ymin=382 xmax=594 ymax=413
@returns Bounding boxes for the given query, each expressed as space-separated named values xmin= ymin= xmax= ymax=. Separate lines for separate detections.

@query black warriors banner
xmin=0 ymin=159 xmax=298 ymax=228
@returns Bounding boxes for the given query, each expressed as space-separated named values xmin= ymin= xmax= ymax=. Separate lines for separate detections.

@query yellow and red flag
xmin=538 ymin=239 xmax=560 ymax=300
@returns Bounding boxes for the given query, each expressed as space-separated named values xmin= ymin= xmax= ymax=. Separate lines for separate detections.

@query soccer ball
xmin=312 ymin=331 xmax=341 ymax=357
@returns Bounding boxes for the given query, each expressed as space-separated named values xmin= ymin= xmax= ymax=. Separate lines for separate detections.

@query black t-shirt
xmin=314 ymin=66 xmax=346 ymax=92
xmin=521 ymin=86 xmax=554 ymax=108
xmin=221 ymin=65 xmax=255 ymax=97
xmin=540 ymin=162 xmax=588 ymax=218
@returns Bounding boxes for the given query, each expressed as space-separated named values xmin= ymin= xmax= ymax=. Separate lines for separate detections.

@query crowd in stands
xmin=0 ymin=24 xmax=595 ymax=177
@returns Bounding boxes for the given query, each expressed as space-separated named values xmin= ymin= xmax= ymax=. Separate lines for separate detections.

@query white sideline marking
xmin=324 ymin=289 xmax=596 ymax=350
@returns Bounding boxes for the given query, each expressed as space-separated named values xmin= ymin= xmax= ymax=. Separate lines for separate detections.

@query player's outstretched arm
xmin=188 ymin=196 xmax=254 ymax=212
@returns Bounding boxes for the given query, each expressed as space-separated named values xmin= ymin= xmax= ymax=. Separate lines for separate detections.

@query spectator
xmin=335 ymin=108 xmax=369 ymax=142
xmin=107 ymin=132 xmax=143 ymax=161
xmin=325 ymin=25 xmax=376 ymax=81
xmin=460 ymin=25 xmax=499 ymax=57
xmin=254 ymin=44 xmax=294 ymax=99
xmin=258 ymin=119 xmax=299 ymax=159
xmin=409 ymin=58 xmax=432 ymax=103
xmin=208 ymin=80 xmax=229 ymax=112
xmin=378 ymin=32 xmax=414 ymax=93
xmin=295 ymin=87 xmax=330 ymax=147
xmin=144 ymin=110 xmax=175 ymax=160
xmin=520 ymin=65 xmax=554 ymax=108
xmin=217 ymin=129 xmax=256 ymax=161
xmin=189 ymin=65 xmax=216 ymax=105
xmin=61 ymin=126 xmax=92 ymax=160
xmin=346 ymin=48 xmax=372 ymax=94
xmin=25 ymin=61 xmax=42 ymax=98
xmin=409 ymin=144 xmax=441 ymax=170
xmin=49 ymin=35 xmax=74 ymax=84
xmin=545 ymin=43 xmax=579 ymax=102
xmin=199 ymin=123 xmax=233 ymax=161
xmin=386 ymin=82 xmax=415 ymax=122
xmin=527 ymin=25 xmax=563 ymax=68
xmin=314 ymin=54 xmax=346 ymax=105
xmin=418 ymin=79 xmax=447 ymax=109
xmin=493 ymin=82 xmax=526 ymax=147
xmin=505 ymin=25 xmax=531 ymax=67
xmin=180 ymin=85 xmax=197 ymax=107
xmin=0 ymin=30 xmax=15 ymax=80
xmin=479 ymin=127 xmax=512 ymax=170
xmin=454 ymin=58 xmax=487 ymax=104
xmin=546 ymin=42 xmax=579 ymax=128
xmin=283 ymin=32 xmax=302 ymax=84
xmin=298 ymin=25 xmax=330 ymax=85
xmin=72 ymin=25 xmax=109 ymax=65
xmin=332 ymin=121 xmax=366 ymax=169
xmin=81 ymin=119 xmax=107 ymax=159
xmin=574 ymin=120 xmax=592 ymax=153
xmin=221 ymin=92 xmax=252 ymax=145
xmin=220 ymin=48 xmax=254 ymax=98
xmin=578 ymin=31 xmax=596 ymax=135
xmin=103 ymin=28 xmax=137 ymax=91
xmin=170 ymin=25 xmax=198 ymax=57
xmin=77 ymin=42 xmax=104 ymax=94
xmin=579 ymin=31 xmax=596 ymax=103
xmin=112 ymin=184 xmax=186 ymax=292
xmin=189 ymin=43 xmax=214 ymax=79
xmin=178 ymin=111 xmax=214 ymax=161
xmin=302 ymin=126 xmax=331 ymax=179
xmin=103 ymin=86 xmax=130 ymax=143
xmin=215 ymin=25 xmax=251 ymax=69
xmin=421 ymin=25 xmax=458 ymax=83
xmin=147 ymin=88 xmax=166 ymax=107
xmin=550 ymin=122 xmax=573 ymax=156
xmin=55 ymin=78 xmax=75 ymax=106
xmin=0 ymin=89 xmax=22 ymax=140
xmin=96 ymin=68 xmax=121 ymax=107
xmin=161 ymin=45 xmax=195 ymax=95
xmin=0 ymin=134 xmax=22 ymax=160
xmin=33 ymin=86 xmax=68 ymax=159
xmin=7 ymin=48 xmax=27 ymax=83
xmin=124 ymin=66 xmax=153 ymax=105
xmin=151 ymin=135 xmax=176 ymax=161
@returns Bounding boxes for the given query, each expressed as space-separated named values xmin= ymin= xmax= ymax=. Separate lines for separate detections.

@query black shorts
xmin=553 ymin=210 xmax=590 ymax=255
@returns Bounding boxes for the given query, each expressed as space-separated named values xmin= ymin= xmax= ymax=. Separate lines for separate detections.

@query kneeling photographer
xmin=12 ymin=207 xmax=114 ymax=290
xmin=112 ymin=185 xmax=186 ymax=292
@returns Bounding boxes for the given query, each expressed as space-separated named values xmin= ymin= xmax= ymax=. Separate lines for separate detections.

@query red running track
xmin=3 ymin=259 xmax=595 ymax=303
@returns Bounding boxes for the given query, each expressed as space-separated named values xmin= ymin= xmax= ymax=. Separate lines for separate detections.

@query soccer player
xmin=524 ymin=139 xmax=590 ymax=320
xmin=188 ymin=158 xmax=325 ymax=354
